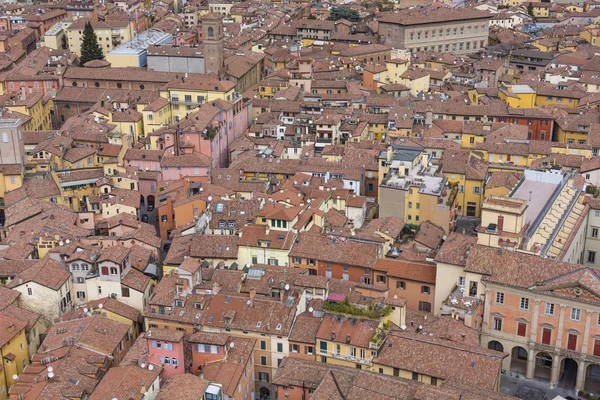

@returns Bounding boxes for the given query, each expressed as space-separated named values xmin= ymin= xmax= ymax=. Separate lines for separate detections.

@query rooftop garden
xmin=324 ymin=298 xmax=392 ymax=320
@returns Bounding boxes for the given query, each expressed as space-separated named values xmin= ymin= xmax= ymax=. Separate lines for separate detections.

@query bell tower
xmin=202 ymin=13 xmax=224 ymax=76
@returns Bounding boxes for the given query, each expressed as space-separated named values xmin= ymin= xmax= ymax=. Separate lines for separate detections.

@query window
xmin=473 ymin=186 xmax=480 ymax=194
xmin=306 ymin=346 xmax=314 ymax=355
xmin=495 ymin=292 xmax=504 ymax=304
xmin=259 ymin=372 xmax=269 ymax=382
xmin=121 ymin=287 xmax=130 ymax=298
xmin=418 ymin=301 xmax=431 ymax=312
xmin=421 ymin=286 xmax=430 ymax=294
xmin=397 ymin=281 xmax=406 ymax=289
xmin=493 ymin=317 xmax=502 ymax=331
xmin=27 ymin=287 xmax=32 ymax=296
xmin=567 ymin=333 xmax=577 ymax=351
xmin=293 ymin=257 xmax=300 ymax=264
xmin=571 ymin=308 xmax=581 ymax=321
xmin=260 ymin=356 xmax=267 ymax=365
xmin=542 ymin=327 xmax=552 ymax=345
xmin=545 ymin=303 xmax=555 ymax=315
xmin=412 ymin=372 xmax=418 ymax=381
xmin=291 ymin=344 xmax=300 ymax=353
xmin=376 ymin=275 xmax=386 ymax=284
xmin=320 ymin=341 xmax=327 ymax=353
xmin=520 ymin=297 xmax=529 ymax=310
xmin=277 ymin=343 xmax=283 ymax=352
xmin=517 ymin=322 xmax=526 ymax=337
xmin=589 ymin=251 xmax=596 ymax=264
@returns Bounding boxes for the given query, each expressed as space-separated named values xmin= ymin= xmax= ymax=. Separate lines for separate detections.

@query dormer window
xmin=175 ymin=300 xmax=183 ymax=307
xmin=228 ymin=221 xmax=235 ymax=228
xmin=218 ymin=220 xmax=226 ymax=228
xmin=194 ymin=302 xmax=203 ymax=309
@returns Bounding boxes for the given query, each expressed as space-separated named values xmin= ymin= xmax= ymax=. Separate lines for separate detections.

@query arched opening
xmin=583 ymin=364 xmax=600 ymax=394
xmin=103 ymin=187 xmax=109 ymax=194
xmin=488 ymin=341 xmax=504 ymax=352
xmin=585 ymin=364 xmax=600 ymax=394
xmin=259 ymin=387 xmax=270 ymax=400
xmin=140 ymin=195 xmax=145 ymax=207
xmin=534 ymin=352 xmax=552 ymax=381
xmin=147 ymin=195 xmax=155 ymax=207
xmin=510 ymin=346 xmax=528 ymax=375
xmin=208 ymin=26 xmax=214 ymax=38
xmin=559 ymin=358 xmax=578 ymax=389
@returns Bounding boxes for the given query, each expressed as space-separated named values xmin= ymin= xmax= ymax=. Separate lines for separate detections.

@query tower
xmin=202 ymin=13 xmax=224 ymax=76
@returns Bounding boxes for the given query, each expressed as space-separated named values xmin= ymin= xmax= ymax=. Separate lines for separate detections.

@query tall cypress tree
xmin=80 ymin=21 xmax=104 ymax=65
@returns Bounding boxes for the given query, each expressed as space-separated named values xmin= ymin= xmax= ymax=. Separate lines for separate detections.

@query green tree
xmin=328 ymin=7 xmax=360 ymax=22
xmin=79 ymin=21 xmax=104 ymax=65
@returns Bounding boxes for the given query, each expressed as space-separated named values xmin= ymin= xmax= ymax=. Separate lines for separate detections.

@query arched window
xmin=208 ymin=27 xmax=214 ymax=38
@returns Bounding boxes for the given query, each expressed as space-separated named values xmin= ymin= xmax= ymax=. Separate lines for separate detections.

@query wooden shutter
xmin=594 ymin=340 xmax=600 ymax=357
xmin=542 ymin=328 xmax=551 ymax=345
xmin=517 ymin=322 xmax=526 ymax=337
xmin=101 ymin=266 xmax=108 ymax=275
xmin=567 ymin=334 xmax=577 ymax=351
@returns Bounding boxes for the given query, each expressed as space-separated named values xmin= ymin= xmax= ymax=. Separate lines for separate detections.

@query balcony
xmin=328 ymin=351 xmax=372 ymax=365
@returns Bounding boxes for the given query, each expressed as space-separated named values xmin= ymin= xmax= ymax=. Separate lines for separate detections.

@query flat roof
xmin=511 ymin=179 xmax=559 ymax=227
xmin=108 ymin=29 xmax=172 ymax=56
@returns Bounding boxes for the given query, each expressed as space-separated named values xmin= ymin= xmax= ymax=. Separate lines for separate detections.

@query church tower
xmin=202 ymin=13 xmax=224 ymax=76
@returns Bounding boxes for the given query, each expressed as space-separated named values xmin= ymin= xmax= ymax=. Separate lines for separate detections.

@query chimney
xmin=212 ymin=281 xmax=220 ymax=295
xmin=19 ymin=86 xmax=26 ymax=101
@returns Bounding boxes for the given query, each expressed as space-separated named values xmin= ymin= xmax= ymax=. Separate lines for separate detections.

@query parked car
xmin=142 ymin=215 xmax=149 ymax=223
xmin=147 ymin=204 xmax=154 ymax=212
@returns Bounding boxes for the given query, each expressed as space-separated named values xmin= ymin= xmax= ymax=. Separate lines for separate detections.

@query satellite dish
xmin=207 ymin=195 xmax=213 ymax=202
xmin=65 ymin=239 xmax=71 ymax=244
xmin=83 ymin=308 xmax=88 ymax=313
xmin=59 ymin=241 xmax=64 ymax=246
xmin=401 ymin=324 xmax=406 ymax=330
xmin=12 ymin=374 xmax=18 ymax=380
xmin=246 ymin=299 xmax=251 ymax=305
xmin=47 ymin=367 xmax=53 ymax=372
xmin=284 ymin=284 xmax=290 ymax=290
xmin=140 ymin=363 xmax=146 ymax=368
xmin=148 ymin=365 xmax=154 ymax=371
xmin=309 ymin=307 xmax=314 ymax=313
xmin=230 ymin=342 xmax=235 ymax=348
xmin=48 ymin=372 xmax=54 ymax=379
xmin=98 ymin=304 xmax=103 ymax=309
